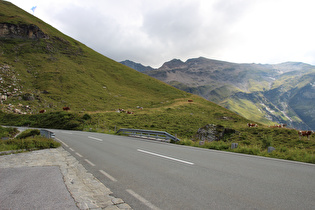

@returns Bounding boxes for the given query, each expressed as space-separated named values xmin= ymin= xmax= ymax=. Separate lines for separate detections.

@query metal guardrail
xmin=116 ymin=128 xmax=180 ymax=142
xmin=40 ymin=129 xmax=55 ymax=139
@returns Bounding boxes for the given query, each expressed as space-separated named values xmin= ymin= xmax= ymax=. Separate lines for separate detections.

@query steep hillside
xmin=121 ymin=58 xmax=315 ymax=130
xmin=0 ymin=1 xmax=248 ymax=134
xmin=0 ymin=1 xmax=188 ymax=113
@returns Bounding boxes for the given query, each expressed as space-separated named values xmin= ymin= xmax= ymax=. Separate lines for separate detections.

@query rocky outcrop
xmin=0 ymin=64 xmax=22 ymax=102
xmin=0 ymin=23 xmax=48 ymax=39
xmin=194 ymin=124 xmax=235 ymax=142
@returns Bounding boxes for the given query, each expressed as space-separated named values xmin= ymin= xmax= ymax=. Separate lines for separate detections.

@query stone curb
xmin=0 ymin=147 xmax=132 ymax=210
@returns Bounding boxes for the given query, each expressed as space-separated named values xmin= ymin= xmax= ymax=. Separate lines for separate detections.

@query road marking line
xmin=85 ymin=159 xmax=96 ymax=166
xmin=88 ymin=136 xmax=103 ymax=141
xmin=126 ymin=189 xmax=160 ymax=210
xmin=55 ymin=138 xmax=69 ymax=147
xmin=137 ymin=149 xmax=194 ymax=165
xmin=75 ymin=152 xmax=83 ymax=157
xmin=99 ymin=170 xmax=117 ymax=182
xmin=69 ymin=148 xmax=74 ymax=151
xmin=61 ymin=131 xmax=73 ymax=134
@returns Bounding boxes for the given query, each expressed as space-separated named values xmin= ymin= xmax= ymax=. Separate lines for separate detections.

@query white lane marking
xmin=126 ymin=189 xmax=160 ymax=210
xmin=85 ymin=159 xmax=96 ymax=166
xmin=88 ymin=136 xmax=103 ymax=141
xmin=61 ymin=131 xmax=73 ymax=134
xmin=137 ymin=149 xmax=194 ymax=165
xmin=69 ymin=148 xmax=74 ymax=152
xmin=75 ymin=152 xmax=83 ymax=157
xmin=99 ymin=170 xmax=117 ymax=182
xmin=55 ymin=138 xmax=69 ymax=147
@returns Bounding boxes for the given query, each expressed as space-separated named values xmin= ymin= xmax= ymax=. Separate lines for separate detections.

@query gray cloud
xmin=9 ymin=0 xmax=315 ymax=67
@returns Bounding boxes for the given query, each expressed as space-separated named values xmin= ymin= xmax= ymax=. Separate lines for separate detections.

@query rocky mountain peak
xmin=159 ymin=59 xmax=185 ymax=70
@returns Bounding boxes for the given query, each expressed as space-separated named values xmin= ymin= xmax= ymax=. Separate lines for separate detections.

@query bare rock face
xmin=0 ymin=23 xmax=48 ymax=39
xmin=194 ymin=124 xmax=236 ymax=142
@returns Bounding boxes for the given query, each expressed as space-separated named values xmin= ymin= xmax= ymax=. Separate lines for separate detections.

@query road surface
xmin=51 ymin=129 xmax=315 ymax=210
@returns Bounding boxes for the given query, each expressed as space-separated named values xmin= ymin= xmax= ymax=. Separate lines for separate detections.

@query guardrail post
xmin=231 ymin=143 xmax=238 ymax=149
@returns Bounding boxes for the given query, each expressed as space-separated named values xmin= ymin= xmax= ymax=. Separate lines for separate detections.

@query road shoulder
xmin=0 ymin=147 xmax=132 ymax=210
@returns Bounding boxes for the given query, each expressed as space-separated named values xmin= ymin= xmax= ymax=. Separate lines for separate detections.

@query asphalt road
xmin=51 ymin=129 xmax=315 ymax=210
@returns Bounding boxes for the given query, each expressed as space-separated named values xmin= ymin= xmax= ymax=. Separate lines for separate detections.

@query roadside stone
xmin=117 ymin=203 xmax=132 ymax=209
xmin=0 ymin=147 xmax=132 ymax=210
xmin=112 ymin=198 xmax=125 ymax=205
xmin=105 ymin=206 xmax=121 ymax=210
xmin=268 ymin=146 xmax=276 ymax=153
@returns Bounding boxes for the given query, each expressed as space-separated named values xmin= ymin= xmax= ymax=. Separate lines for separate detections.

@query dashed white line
xmin=126 ymin=189 xmax=160 ymax=210
xmin=75 ymin=152 xmax=83 ymax=157
xmin=85 ymin=159 xmax=96 ymax=166
xmin=99 ymin=170 xmax=117 ymax=182
xmin=137 ymin=149 xmax=194 ymax=165
xmin=69 ymin=148 xmax=74 ymax=151
xmin=88 ymin=136 xmax=103 ymax=141
xmin=61 ymin=131 xmax=73 ymax=134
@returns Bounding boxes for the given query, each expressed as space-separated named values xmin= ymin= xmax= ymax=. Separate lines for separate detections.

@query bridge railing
xmin=40 ymin=129 xmax=55 ymax=139
xmin=116 ymin=128 xmax=180 ymax=142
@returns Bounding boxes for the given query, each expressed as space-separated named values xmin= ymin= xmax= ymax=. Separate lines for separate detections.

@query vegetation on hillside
xmin=0 ymin=1 xmax=187 ymax=113
xmin=0 ymin=1 xmax=314 ymax=163
xmin=0 ymin=126 xmax=18 ymax=139
xmin=0 ymin=127 xmax=60 ymax=153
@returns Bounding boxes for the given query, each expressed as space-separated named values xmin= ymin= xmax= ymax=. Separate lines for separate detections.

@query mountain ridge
xmin=120 ymin=58 xmax=315 ymax=130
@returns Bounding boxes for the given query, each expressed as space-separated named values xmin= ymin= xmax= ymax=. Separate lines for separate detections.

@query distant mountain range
xmin=121 ymin=57 xmax=315 ymax=130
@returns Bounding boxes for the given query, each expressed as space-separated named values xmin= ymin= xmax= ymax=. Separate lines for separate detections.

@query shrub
xmin=203 ymin=141 xmax=230 ymax=150
xmin=16 ymin=129 xmax=40 ymax=139
xmin=262 ymin=135 xmax=272 ymax=149
xmin=235 ymin=145 xmax=260 ymax=155
xmin=178 ymin=139 xmax=195 ymax=146
xmin=1 ymin=136 xmax=60 ymax=151
xmin=0 ymin=126 xmax=18 ymax=138
xmin=82 ymin=113 xmax=92 ymax=121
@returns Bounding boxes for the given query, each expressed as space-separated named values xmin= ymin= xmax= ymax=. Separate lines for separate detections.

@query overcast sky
xmin=7 ymin=0 xmax=315 ymax=67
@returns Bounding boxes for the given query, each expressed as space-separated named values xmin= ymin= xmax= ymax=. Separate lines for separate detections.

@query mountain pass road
xmin=51 ymin=129 xmax=315 ymax=210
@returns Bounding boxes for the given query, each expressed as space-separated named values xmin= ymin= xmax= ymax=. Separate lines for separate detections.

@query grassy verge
xmin=0 ymin=126 xmax=19 ymax=139
xmin=0 ymin=104 xmax=314 ymax=163
xmin=177 ymin=127 xmax=315 ymax=164
xmin=0 ymin=127 xmax=61 ymax=153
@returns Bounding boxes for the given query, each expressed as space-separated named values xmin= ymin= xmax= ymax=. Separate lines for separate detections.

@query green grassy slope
xmin=0 ymin=0 xmax=247 ymax=129
xmin=0 ymin=1 xmax=188 ymax=112
xmin=0 ymin=1 xmax=314 ymax=163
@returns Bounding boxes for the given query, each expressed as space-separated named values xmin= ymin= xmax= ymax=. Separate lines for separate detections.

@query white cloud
xmin=7 ymin=0 xmax=315 ymax=67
